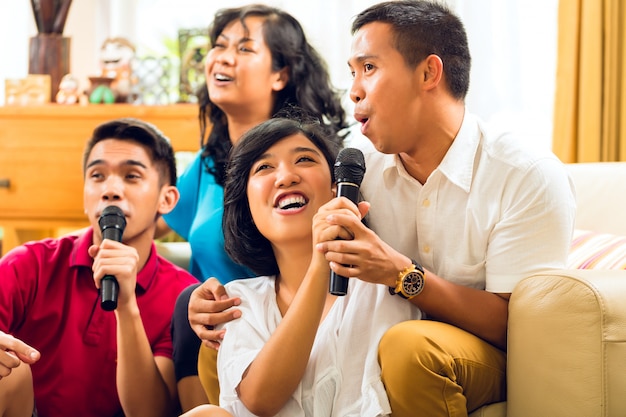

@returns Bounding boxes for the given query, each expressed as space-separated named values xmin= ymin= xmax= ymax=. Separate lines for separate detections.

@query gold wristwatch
xmin=389 ymin=260 xmax=425 ymax=299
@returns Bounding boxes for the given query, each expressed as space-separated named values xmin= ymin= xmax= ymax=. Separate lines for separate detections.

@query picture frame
xmin=178 ymin=27 xmax=209 ymax=103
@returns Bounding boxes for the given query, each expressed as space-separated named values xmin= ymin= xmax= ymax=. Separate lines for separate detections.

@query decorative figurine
xmin=87 ymin=37 xmax=136 ymax=104
xmin=99 ymin=37 xmax=135 ymax=103
xmin=55 ymin=74 xmax=81 ymax=104
xmin=88 ymin=76 xmax=116 ymax=104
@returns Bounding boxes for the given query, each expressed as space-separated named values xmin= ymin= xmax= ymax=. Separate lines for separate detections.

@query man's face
xmin=348 ymin=22 xmax=423 ymax=154
xmin=83 ymin=139 xmax=167 ymax=244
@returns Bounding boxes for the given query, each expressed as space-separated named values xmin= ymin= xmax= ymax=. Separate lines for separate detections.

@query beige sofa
xmin=158 ymin=162 xmax=626 ymax=417
xmin=473 ymin=162 xmax=626 ymax=417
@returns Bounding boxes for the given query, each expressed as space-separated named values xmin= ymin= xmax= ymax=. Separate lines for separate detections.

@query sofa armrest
xmin=507 ymin=270 xmax=626 ymax=417
xmin=156 ymin=241 xmax=192 ymax=271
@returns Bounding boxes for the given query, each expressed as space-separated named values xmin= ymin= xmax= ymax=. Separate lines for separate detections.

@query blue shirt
xmin=164 ymin=151 xmax=253 ymax=282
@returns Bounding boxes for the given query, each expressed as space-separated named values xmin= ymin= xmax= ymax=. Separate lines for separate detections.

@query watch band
xmin=389 ymin=283 xmax=411 ymax=299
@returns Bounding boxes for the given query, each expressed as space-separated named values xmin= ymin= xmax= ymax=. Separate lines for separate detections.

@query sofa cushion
xmin=567 ymin=229 xmax=626 ymax=269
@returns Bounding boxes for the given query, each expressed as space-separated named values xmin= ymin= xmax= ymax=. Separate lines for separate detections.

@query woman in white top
xmin=182 ymin=117 xmax=420 ymax=417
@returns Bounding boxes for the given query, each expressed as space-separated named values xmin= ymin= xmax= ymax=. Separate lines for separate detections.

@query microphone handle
xmin=329 ymin=182 xmax=359 ymax=296
xmin=101 ymin=226 xmax=123 ymax=311
xmin=101 ymin=275 xmax=119 ymax=311
xmin=329 ymin=271 xmax=349 ymax=296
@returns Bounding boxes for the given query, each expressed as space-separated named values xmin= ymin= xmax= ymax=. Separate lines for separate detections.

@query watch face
xmin=402 ymin=271 xmax=424 ymax=296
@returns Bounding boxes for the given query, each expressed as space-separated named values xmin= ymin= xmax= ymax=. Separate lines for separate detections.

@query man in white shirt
xmin=316 ymin=1 xmax=574 ymax=415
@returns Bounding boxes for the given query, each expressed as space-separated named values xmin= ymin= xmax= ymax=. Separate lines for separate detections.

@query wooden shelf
xmin=0 ymin=104 xmax=200 ymax=256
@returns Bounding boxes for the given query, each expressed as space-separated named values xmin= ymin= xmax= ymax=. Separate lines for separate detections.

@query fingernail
xmin=30 ymin=351 xmax=39 ymax=360
xmin=233 ymin=311 xmax=242 ymax=319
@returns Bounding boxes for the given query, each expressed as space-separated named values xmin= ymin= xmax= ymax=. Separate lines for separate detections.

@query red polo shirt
xmin=0 ymin=228 xmax=198 ymax=417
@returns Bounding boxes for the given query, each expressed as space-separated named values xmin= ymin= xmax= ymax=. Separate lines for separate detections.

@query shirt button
xmin=423 ymin=245 xmax=431 ymax=254
xmin=422 ymin=199 xmax=430 ymax=207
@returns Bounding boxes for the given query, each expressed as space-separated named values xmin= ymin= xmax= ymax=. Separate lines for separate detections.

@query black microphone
xmin=98 ymin=205 xmax=126 ymax=311
xmin=329 ymin=147 xmax=366 ymax=296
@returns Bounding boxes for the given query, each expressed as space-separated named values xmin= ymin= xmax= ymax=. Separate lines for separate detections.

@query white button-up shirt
xmin=357 ymin=112 xmax=576 ymax=293
xmin=218 ymin=278 xmax=420 ymax=417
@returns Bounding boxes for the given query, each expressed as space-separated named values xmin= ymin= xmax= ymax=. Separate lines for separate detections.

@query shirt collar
xmin=70 ymin=227 xmax=159 ymax=292
xmin=379 ymin=111 xmax=482 ymax=192
xmin=436 ymin=111 xmax=481 ymax=193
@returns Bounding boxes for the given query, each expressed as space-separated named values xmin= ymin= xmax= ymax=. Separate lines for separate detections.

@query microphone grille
xmin=98 ymin=205 xmax=126 ymax=230
xmin=334 ymin=147 xmax=366 ymax=185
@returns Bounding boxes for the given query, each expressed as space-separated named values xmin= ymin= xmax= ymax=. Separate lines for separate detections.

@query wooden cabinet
xmin=0 ymin=104 xmax=200 ymax=256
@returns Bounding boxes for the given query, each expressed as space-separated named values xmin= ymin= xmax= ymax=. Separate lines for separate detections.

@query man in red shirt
xmin=0 ymin=118 xmax=198 ymax=416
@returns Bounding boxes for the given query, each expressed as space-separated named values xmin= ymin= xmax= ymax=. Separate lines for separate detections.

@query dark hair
xmin=82 ymin=118 xmax=177 ymax=187
xmin=223 ymin=117 xmax=340 ymax=276
xmin=199 ymin=4 xmax=349 ymax=186
xmin=352 ymin=0 xmax=471 ymax=100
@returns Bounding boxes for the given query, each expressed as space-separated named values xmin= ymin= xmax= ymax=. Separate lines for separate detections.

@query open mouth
xmin=354 ymin=113 xmax=369 ymax=125
xmin=277 ymin=194 xmax=307 ymax=210
xmin=214 ymin=73 xmax=233 ymax=82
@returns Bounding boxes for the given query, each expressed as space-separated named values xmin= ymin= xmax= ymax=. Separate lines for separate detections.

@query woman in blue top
xmin=160 ymin=4 xmax=349 ymax=411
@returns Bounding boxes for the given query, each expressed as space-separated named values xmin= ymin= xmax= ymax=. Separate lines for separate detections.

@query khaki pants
xmin=379 ymin=320 xmax=506 ymax=417
xmin=198 ymin=345 xmax=220 ymax=405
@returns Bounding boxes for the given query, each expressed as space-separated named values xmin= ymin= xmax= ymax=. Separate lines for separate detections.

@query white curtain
xmin=454 ymin=0 xmax=559 ymax=150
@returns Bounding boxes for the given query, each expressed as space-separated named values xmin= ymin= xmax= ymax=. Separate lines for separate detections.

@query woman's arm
xmin=234 ymin=255 xmax=330 ymax=416
xmin=232 ymin=199 xmax=359 ymax=416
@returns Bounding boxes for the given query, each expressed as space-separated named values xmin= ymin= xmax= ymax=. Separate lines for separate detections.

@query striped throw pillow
xmin=567 ymin=229 xmax=626 ymax=270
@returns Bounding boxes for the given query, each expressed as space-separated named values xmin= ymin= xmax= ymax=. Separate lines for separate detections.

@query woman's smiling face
xmin=246 ymin=133 xmax=334 ymax=246
xmin=205 ymin=16 xmax=287 ymax=116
